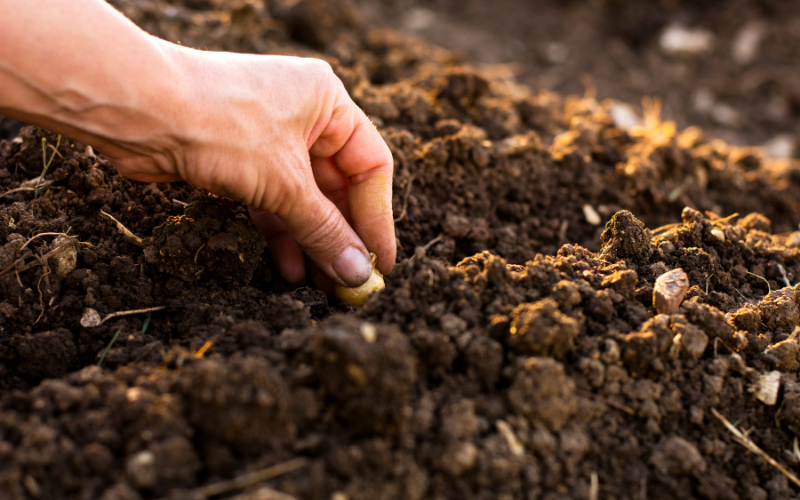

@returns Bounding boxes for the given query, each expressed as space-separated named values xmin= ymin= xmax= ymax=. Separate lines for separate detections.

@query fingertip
xmin=332 ymin=246 xmax=373 ymax=287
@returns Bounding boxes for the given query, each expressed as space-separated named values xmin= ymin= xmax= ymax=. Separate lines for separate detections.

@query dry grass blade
xmin=1 ymin=180 xmax=55 ymax=198
xmin=18 ymin=232 xmax=73 ymax=253
xmin=0 ymin=250 xmax=32 ymax=278
xmin=394 ymin=174 xmax=415 ymax=223
xmin=99 ymin=210 xmax=145 ymax=248
xmin=589 ymin=472 xmax=599 ymax=500
xmin=37 ymin=135 xmax=61 ymax=190
xmin=711 ymin=408 xmax=800 ymax=488
xmin=176 ymin=457 xmax=309 ymax=499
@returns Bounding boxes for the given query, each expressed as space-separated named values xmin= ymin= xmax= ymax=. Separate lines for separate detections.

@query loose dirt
xmin=3 ymin=1 xmax=800 ymax=499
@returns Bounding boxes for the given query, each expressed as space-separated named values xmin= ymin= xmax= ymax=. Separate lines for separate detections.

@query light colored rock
xmin=125 ymin=450 xmax=156 ymax=489
xmin=402 ymin=8 xmax=435 ymax=31
xmin=731 ymin=20 xmax=765 ymax=65
xmin=609 ymin=103 xmax=643 ymax=131
xmin=660 ymin=24 xmax=714 ymax=57
xmin=653 ymin=268 xmax=689 ymax=315
xmin=80 ymin=308 xmax=102 ymax=328
xmin=711 ymin=103 xmax=741 ymax=128
xmin=582 ymin=204 xmax=602 ymax=226
xmin=543 ymin=42 xmax=569 ymax=65
xmin=754 ymin=370 xmax=781 ymax=405
xmin=692 ymin=88 xmax=715 ymax=114
xmin=762 ymin=134 xmax=795 ymax=159
xmin=50 ymin=235 xmax=77 ymax=277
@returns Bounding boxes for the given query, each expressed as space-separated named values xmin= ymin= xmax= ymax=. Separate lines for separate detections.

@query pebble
xmin=755 ymin=370 xmax=781 ymax=405
xmin=762 ymin=134 xmax=795 ymax=159
xmin=582 ymin=204 xmax=602 ymax=226
xmin=653 ymin=268 xmax=689 ymax=315
xmin=659 ymin=24 xmax=715 ymax=57
xmin=609 ymin=103 xmax=643 ymax=131
xmin=731 ymin=20 xmax=765 ymax=65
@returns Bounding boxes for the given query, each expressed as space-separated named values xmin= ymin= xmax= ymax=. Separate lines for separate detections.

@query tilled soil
xmin=363 ymin=0 xmax=800 ymax=151
xmin=3 ymin=1 xmax=800 ymax=499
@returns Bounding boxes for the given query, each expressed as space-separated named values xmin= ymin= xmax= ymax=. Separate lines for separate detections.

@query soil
xmin=359 ymin=0 xmax=800 ymax=151
xmin=3 ymin=1 xmax=800 ymax=500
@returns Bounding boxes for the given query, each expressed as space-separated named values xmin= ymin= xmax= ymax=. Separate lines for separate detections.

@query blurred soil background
xmin=359 ymin=0 xmax=800 ymax=156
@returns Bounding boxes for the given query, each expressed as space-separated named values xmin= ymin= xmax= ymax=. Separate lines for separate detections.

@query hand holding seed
xmin=0 ymin=0 xmax=396 ymax=292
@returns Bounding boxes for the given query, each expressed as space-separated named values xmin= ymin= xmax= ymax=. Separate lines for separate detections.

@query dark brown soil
xmin=361 ymin=0 xmax=800 ymax=151
xmin=4 ymin=1 xmax=800 ymax=500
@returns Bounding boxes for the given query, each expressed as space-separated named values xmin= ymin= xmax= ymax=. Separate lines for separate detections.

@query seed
xmin=334 ymin=253 xmax=385 ymax=307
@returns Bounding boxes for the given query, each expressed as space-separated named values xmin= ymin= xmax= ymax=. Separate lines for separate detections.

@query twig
xmin=0 ymin=250 xmax=32 ymax=278
xmin=0 ymin=180 xmax=55 ymax=198
xmin=97 ymin=328 xmax=122 ymax=367
xmin=98 ymin=305 xmax=165 ymax=324
xmin=194 ymin=243 xmax=206 ymax=264
xmin=194 ymin=339 xmax=214 ymax=358
xmin=711 ymin=408 xmax=800 ymax=488
xmin=81 ymin=305 xmax=167 ymax=328
xmin=172 ymin=198 xmax=189 ymax=207
xmin=180 ymin=458 xmax=309 ymax=499
xmin=747 ymin=271 xmax=771 ymax=294
xmin=99 ymin=210 xmax=145 ymax=248
xmin=777 ymin=264 xmax=792 ymax=288
xmin=33 ymin=264 xmax=51 ymax=325
xmin=16 ymin=241 xmax=76 ymax=273
xmin=393 ymin=174 xmax=415 ymax=223
xmin=18 ymin=232 xmax=72 ymax=253
xmin=589 ymin=472 xmax=599 ymax=500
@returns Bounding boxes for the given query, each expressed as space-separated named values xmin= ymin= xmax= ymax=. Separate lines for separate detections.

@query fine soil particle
xmin=3 ymin=1 xmax=800 ymax=500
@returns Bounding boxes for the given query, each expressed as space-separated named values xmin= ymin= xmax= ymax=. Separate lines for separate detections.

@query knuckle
xmin=301 ymin=207 xmax=347 ymax=253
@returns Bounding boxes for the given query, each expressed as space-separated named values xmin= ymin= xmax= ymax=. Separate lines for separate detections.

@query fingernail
xmin=333 ymin=247 xmax=372 ymax=287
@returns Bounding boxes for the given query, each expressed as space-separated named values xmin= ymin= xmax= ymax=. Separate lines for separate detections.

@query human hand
xmin=109 ymin=48 xmax=396 ymax=289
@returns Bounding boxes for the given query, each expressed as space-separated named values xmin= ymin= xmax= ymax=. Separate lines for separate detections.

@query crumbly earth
xmin=3 ymin=1 xmax=800 ymax=500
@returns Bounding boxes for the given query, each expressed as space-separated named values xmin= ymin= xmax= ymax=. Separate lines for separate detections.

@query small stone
xmin=582 ymin=204 xmax=602 ymax=226
xmin=50 ymin=235 xmax=77 ymax=277
xmin=543 ymin=42 xmax=569 ymax=65
xmin=711 ymin=103 xmax=741 ymax=128
xmin=762 ymin=134 xmax=795 ymax=159
xmin=659 ymin=24 xmax=714 ymax=57
xmin=731 ymin=20 xmax=765 ymax=65
xmin=653 ymin=269 xmax=689 ymax=315
xmin=710 ymin=228 xmax=725 ymax=241
xmin=755 ymin=370 xmax=781 ymax=405
xmin=125 ymin=450 xmax=156 ymax=489
xmin=359 ymin=323 xmax=377 ymax=344
xmin=609 ymin=103 xmax=643 ymax=131
xmin=80 ymin=308 xmax=102 ymax=328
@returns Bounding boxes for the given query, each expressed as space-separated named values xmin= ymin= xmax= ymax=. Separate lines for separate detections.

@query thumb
xmin=276 ymin=175 xmax=373 ymax=288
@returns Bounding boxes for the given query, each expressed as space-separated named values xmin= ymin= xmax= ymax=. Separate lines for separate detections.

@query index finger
xmin=309 ymin=90 xmax=396 ymax=275
xmin=334 ymin=113 xmax=395 ymax=275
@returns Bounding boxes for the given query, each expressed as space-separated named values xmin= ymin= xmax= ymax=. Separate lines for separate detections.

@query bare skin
xmin=0 ymin=0 xmax=396 ymax=290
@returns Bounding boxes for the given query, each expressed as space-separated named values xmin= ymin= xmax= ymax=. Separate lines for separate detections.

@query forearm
xmin=0 ymin=0 xmax=187 ymax=171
